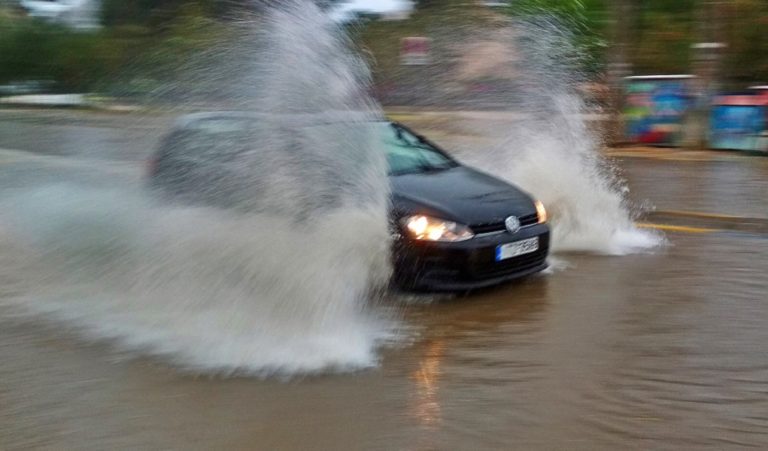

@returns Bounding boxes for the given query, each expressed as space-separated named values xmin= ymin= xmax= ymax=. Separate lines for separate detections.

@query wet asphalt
xmin=0 ymin=109 xmax=766 ymax=450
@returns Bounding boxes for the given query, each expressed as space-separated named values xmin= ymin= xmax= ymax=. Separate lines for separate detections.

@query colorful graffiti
xmin=710 ymin=95 xmax=768 ymax=152
xmin=625 ymin=76 xmax=692 ymax=146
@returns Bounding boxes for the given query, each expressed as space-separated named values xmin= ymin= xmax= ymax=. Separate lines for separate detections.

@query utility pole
xmin=685 ymin=0 xmax=727 ymax=149
xmin=606 ymin=0 xmax=633 ymax=145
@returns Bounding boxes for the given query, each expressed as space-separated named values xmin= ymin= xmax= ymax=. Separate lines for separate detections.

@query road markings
xmin=654 ymin=210 xmax=744 ymax=220
xmin=645 ymin=210 xmax=768 ymax=235
xmin=636 ymin=222 xmax=718 ymax=234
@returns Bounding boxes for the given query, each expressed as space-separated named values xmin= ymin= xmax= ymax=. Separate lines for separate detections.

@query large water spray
xmin=21 ymin=0 xmax=101 ymax=30
xmin=0 ymin=1 xmax=395 ymax=376
xmin=457 ymin=19 xmax=664 ymax=255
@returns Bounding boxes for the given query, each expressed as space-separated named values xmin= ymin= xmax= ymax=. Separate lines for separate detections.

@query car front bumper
xmin=393 ymin=223 xmax=550 ymax=292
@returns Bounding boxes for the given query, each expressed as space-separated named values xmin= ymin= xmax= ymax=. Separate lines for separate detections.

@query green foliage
xmin=506 ymin=0 xmax=609 ymax=74
xmin=315 ymin=0 xmax=350 ymax=10
xmin=631 ymin=11 xmax=694 ymax=75
xmin=505 ymin=0 xmax=768 ymax=83
xmin=0 ymin=5 xmax=226 ymax=94
xmin=100 ymin=0 xmax=232 ymax=28
xmin=412 ymin=0 xmax=441 ymax=11
xmin=508 ymin=0 xmax=590 ymax=24
xmin=724 ymin=0 xmax=768 ymax=83
xmin=0 ymin=18 xmax=107 ymax=91
xmin=3 ymin=0 xmax=767 ymax=98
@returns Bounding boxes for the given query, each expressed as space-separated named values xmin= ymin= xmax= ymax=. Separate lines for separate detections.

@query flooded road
xmin=1 ymin=111 xmax=767 ymax=450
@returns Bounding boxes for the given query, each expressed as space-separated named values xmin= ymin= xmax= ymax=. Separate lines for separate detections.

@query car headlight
xmin=401 ymin=215 xmax=474 ymax=242
xmin=535 ymin=200 xmax=548 ymax=224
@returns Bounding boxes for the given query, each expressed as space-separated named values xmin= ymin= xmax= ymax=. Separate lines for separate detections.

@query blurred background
xmin=1 ymin=0 xmax=767 ymax=150
xmin=1 ymin=3 xmax=767 ymax=449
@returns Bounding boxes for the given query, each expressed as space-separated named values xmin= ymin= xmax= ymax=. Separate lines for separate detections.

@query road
xmin=0 ymin=109 xmax=767 ymax=450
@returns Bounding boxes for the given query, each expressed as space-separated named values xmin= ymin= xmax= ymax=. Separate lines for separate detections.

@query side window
xmin=163 ymin=120 xmax=251 ymax=163
xmin=385 ymin=123 xmax=455 ymax=174
xmin=160 ymin=130 xmax=194 ymax=159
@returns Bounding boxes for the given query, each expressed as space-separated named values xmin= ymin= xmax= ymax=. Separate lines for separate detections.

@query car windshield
xmin=177 ymin=118 xmax=457 ymax=175
xmin=380 ymin=123 xmax=457 ymax=175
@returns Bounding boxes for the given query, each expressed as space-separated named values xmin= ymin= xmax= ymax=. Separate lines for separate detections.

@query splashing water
xmin=62 ymin=0 xmax=101 ymax=30
xmin=21 ymin=0 xmax=101 ymax=30
xmin=0 ymin=1 xmax=395 ymax=376
xmin=459 ymin=20 xmax=664 ymax=255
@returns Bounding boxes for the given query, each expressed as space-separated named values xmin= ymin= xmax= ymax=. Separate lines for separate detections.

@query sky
xmin=333 ymin=0 xmax=412 ymax=19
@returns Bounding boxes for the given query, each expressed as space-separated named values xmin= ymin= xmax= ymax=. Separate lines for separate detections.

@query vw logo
xmin=505 ymin=215 xmax=521 ymax=234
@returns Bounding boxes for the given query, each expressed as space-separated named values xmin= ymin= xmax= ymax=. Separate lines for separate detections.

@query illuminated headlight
xmin=535 ymin=200 xmax=548 ymax=224
xmin=401 ymin=215 xmax=474 ymax=242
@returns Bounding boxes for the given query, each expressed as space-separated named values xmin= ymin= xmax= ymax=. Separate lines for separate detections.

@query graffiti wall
xmin=710 ymin=95 xmax=768 ymax=152
xmin=625 ymin=76 xmax=692 ymax=146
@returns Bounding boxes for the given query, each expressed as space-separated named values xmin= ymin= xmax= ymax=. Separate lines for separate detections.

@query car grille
xmin=471 ymin=213 xmax=538 ymax=234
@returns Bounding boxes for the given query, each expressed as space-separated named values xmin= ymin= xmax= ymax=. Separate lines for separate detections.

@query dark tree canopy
xmin=413 ymin=0 xmax=440 ymax=10
xmin=100 ymin=0 xmax=351 ymax=27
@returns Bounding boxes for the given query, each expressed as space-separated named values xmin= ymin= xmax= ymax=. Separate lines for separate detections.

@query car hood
xmin=390 ymin=166 xmax=536 ymax=226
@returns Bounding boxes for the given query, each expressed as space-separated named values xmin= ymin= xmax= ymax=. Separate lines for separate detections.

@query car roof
xmin=173 ymin=111 xmax=388 ymax=130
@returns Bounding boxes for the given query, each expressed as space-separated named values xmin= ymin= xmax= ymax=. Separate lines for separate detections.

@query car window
xmin=381 ymin=123 xmax=457 ymax=175
xmin=300 ymin=121 xmax=457 ymax=175
xmin=168 ymin=118 xmax=456 ymax=175
xmin=170 ymin=119 xmax=254 ymax=161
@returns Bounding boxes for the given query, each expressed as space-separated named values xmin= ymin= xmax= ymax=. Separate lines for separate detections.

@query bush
xmin=0 ymin=17 xmax=113 ymax=92
xmin=0 ymin=7 xmax=227 ymax=96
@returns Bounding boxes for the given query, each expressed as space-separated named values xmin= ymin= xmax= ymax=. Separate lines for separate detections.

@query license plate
xmin=495 ymin=237 xmax=539 ymax=261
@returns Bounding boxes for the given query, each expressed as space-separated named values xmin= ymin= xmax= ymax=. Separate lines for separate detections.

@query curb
xmin=0 ymin=94 xmax=143 ymax=113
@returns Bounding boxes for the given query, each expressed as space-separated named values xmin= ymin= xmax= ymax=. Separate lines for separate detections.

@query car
xmin=147 ymin=112 xmax=550 ymax=292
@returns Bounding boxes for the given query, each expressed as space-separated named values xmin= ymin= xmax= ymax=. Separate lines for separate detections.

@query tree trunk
xmin=606 ymin=0 xmax=633 ymax=146
xmin=685 ymin=1 xmax=727 ymax=149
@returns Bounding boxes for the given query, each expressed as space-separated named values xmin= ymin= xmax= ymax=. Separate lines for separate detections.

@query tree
xmin=314 ymin=0 xmax=349 ymax=10
xmin=413 ymin=0 xmax=440 ymax=10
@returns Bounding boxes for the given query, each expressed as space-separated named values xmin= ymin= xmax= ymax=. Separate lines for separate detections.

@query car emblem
xmin=505 ymin=216 xmax=521 ymax=234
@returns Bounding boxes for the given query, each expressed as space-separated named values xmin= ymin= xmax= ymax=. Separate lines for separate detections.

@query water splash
xmin=2 ymin=185 xmax=394 ymax=375
xmin=460 ymin=20 xmax=664 ymax=255
xmin=0 ymin=1 xmax=395 ymax=376
xmin=21 ymin=0 xmax=101 ymax=30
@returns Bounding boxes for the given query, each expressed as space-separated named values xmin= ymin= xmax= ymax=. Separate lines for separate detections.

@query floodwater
xmin=1 ymin=111 xmax=767 ymax=450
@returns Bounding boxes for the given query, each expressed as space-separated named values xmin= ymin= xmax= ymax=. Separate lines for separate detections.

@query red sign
xmin=401 ymin=37 xmax=430 ymax=66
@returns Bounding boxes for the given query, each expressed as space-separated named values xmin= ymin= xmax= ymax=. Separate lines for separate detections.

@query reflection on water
xmin=396 ymin=232 xmax=768 ymax=449
xmin=410 ymin=340 xmax=445 ymax=429
xmin=0 ymin=219 xmax=766 ymax=449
